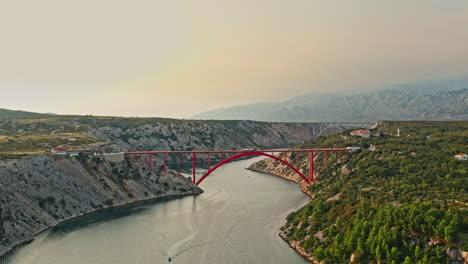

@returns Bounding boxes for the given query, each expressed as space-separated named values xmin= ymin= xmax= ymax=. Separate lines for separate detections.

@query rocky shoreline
xmin=279 ymin=231 xmax=319 ymax=264
xmin=247 ymin=168 xmax=312 ymax=197
xmin=0 ymin=154 xmax=203 ymax=257
xmin=248 ymin=158 xmax=317 ymax=263
xmin=0 ymin=190 xmax=202 ymax=258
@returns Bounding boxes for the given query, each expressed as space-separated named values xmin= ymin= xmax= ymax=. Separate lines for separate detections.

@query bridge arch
xmin=195 ymin=152 xmax=311 ymax=185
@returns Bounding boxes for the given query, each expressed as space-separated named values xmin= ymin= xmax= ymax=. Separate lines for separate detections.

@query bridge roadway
xmin=125 ymin=148 xmax=349 ymax=155
xmin=124 ymin=148 xmax=351 ymax=185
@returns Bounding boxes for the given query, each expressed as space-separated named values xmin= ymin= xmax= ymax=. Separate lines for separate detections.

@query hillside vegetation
xmin=0 ymin=116 xmax=103 ymax=158
xmin=251 ymin=121 xmax=468 ymax=263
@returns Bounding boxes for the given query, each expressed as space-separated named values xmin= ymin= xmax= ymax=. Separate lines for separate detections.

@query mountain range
xmin=192 ymin=84 xmax=468 ymax=122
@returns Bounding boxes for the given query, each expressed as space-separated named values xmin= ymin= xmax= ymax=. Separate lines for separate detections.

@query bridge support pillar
xmin=295 ymin=152 xmax=299 ymax=167
xmin=323 ymin=151 xmax=328 ymax=168
xmin=207 ymin=153 xmax=211 ymax=170
xmin=220 ymin=153 xmax=223 ymax=162
xmin=192 ymin=153 xmax=197 ymax=184
xmin=178 ymin=153 xmax=181 ymax=177
xmin=163 ymin=153 xmax=167 ymax=174
xmin=149 ymin=154 xmax=153 ymax=169
xmin=309 ymin=152 xmax=314 ymax=182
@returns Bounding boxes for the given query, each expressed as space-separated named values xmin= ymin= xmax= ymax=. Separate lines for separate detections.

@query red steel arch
xmin=196 ymin=152 xmax=311 ymax=185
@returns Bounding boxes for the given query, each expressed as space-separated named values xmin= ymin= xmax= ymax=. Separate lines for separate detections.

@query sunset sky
xmin=1 ymin=0 xmax=468 ymax=118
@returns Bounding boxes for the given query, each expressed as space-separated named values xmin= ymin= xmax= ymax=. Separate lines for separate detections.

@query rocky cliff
xmin=0 ymin=154 xmax=202 ymax=257
xmin=87 ymin=119 xmax=365 ymax=153
xmin=248 ymin=151 xmax=314 ymax=196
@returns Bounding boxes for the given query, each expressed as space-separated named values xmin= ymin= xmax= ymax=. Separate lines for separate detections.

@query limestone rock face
xmin=445 ymin=248 xmax=468 ymax=264
xmin=88 ymin=120 xmax=363 ymax=155
xmin=341 ymin=165 xmax=351 ymax=176
xmin=248 ymin=152 xmax=318 ymax=196
xmin=0 ymin=155 xmax=202 ymax=256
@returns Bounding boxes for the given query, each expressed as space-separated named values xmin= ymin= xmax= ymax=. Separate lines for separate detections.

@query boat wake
xmin=164 ymin=182 xmax=247 ymax=262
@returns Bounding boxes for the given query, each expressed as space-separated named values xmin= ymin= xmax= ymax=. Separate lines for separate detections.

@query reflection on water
xmin=1 ymin=157 xmax=310 ymax=264
xmin=47 ymin=197 xmax=181 ymax=236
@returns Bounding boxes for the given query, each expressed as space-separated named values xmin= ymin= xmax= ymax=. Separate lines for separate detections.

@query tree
xmin=390 ymin=247 xmax=400 ymax=262
xmin=403 ymin=256 xmax=412 ymax=264
xmin=314 ymin=247 xmax=325 ymax=261
xmin=375 ymin=245 xmax=382 ymax=262
xmin=414 ymin=245 xmax=422 ymax=259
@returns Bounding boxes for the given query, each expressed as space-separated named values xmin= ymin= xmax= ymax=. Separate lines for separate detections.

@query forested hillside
xmin=251 ymin=121 xmax=468 ymax=263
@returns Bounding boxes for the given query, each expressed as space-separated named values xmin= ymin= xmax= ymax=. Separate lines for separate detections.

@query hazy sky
xmin=1 ymin=0 xmax=468 ymax=118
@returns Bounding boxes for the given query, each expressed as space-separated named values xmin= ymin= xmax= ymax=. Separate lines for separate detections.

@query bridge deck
xmin=125 ymin=148 xmax=350 ymax=155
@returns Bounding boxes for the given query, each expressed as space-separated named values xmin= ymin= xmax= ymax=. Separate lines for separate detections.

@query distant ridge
xmin=0 ymin=108 xmax=52 ymax=118
xmin=192 ymin=85 xmax=468 ymax=122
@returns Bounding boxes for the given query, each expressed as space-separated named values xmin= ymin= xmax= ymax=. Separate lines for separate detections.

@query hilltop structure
xmin=350 ymin=129 xmax=371 ymax=138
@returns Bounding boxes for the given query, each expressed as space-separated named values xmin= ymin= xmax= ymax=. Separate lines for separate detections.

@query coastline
xmin=0 ymin=190 xmax=203 ymax=259
xmin=247 ymin=167 xmax=316 ymax=263
xmin=247 ymin=168 xmax=313 ymax=197
xmin=279 ymin=231 xmax=319 ymax=264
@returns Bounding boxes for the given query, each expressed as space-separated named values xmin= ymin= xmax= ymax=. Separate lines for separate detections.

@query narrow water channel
xmin=1 ymin=157 xmax=311 ymax=264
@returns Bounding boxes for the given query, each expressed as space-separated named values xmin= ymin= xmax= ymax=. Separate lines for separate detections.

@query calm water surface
xmin=1 ymin=157 xmax=310 ymax=264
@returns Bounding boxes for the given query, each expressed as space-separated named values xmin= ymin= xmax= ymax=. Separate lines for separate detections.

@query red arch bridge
xmin=124 ymin=148 xmax=351 ymax=185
